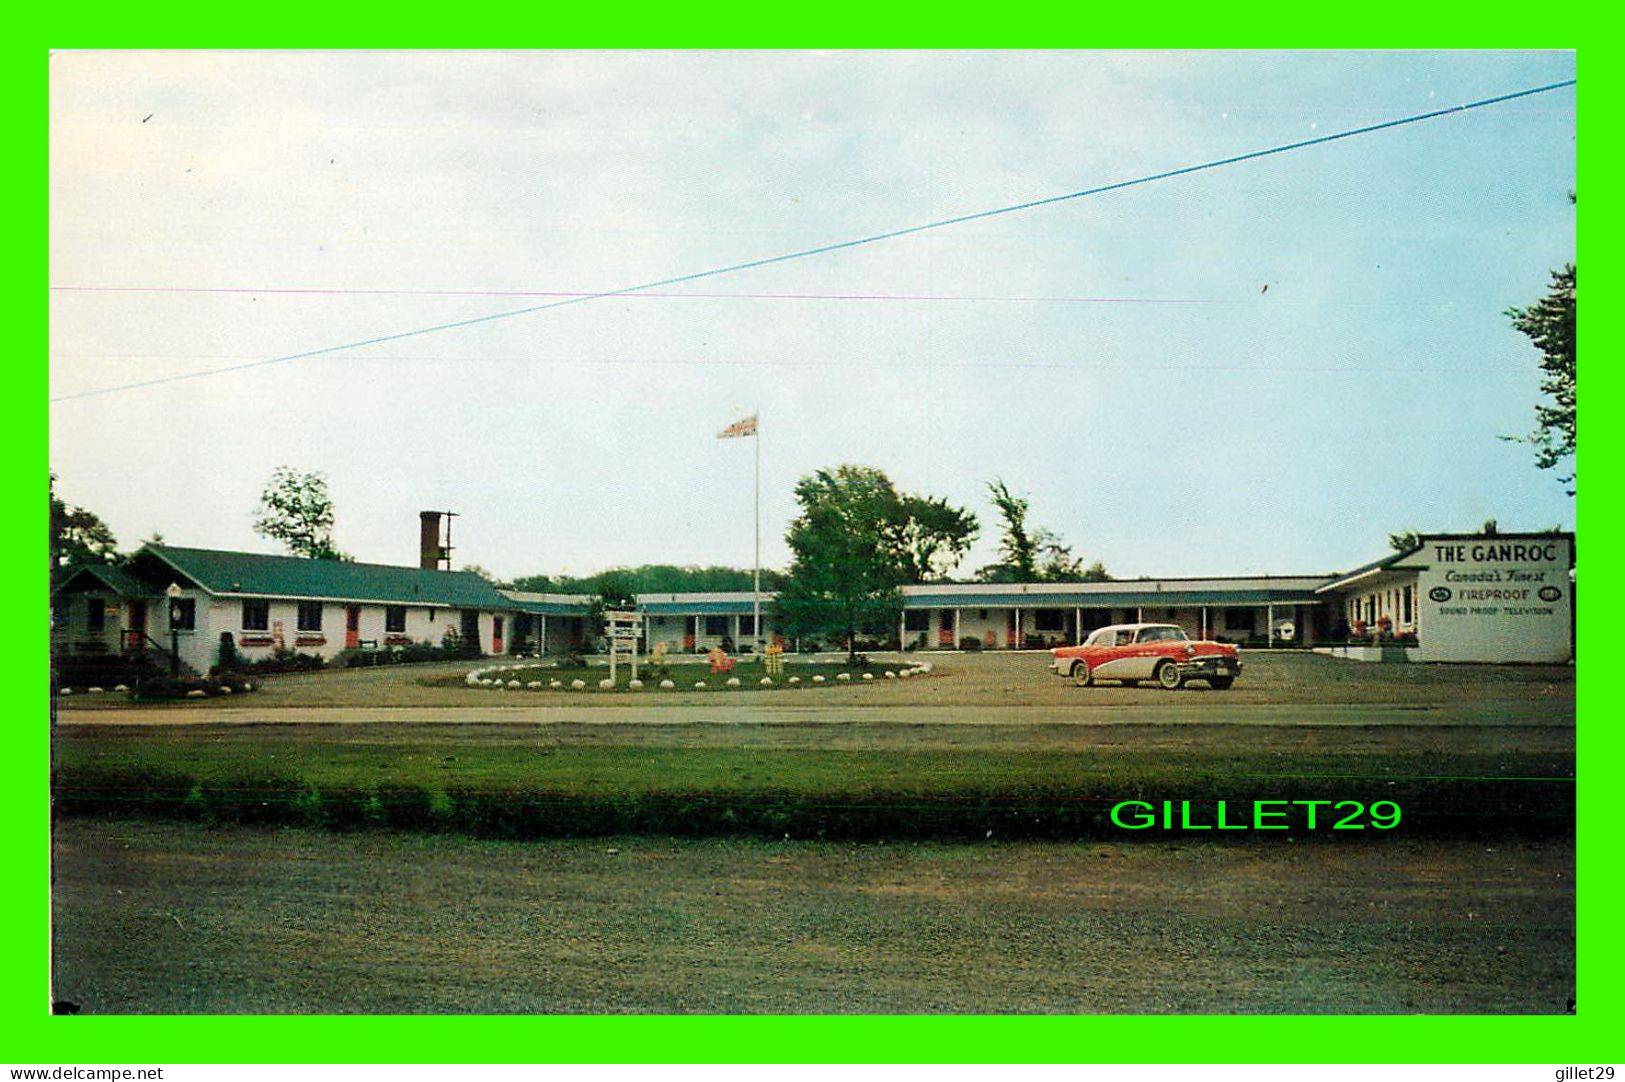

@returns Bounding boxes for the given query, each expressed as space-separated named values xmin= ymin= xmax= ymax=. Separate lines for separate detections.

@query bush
xmin=315 ymin=786 xmax=373 ymax=831
xmin=376 ymin=784 xmax=436 ymax=831
xmin=200 ymin=770 xmax=310 ymax=826
xmin=52 ymin=764 xmax=196 ymax=819
xmin=217 ymin=632 xmax=239 ymax=670
xmin=53 ymin=651 xmax=163 ymax=691
xmin=237 ymin=649 xmax=327 ymax=675
xmin=131 ymin=674 xmax=256 ymax=699
xmin=959 ymin=636 xmax=983 ymax=651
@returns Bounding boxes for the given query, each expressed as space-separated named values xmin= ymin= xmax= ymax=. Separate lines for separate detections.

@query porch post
xmin=1075 ymin=606 xmax=1082 ymax=644
xmin=954 ymin=608 xmax=961 ymax=649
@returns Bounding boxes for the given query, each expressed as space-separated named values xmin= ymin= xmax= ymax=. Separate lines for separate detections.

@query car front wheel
xmin=1071 ymin=661 xmax=1092 ymax=687
xmin=1156 ymin=661 xmax=1183 ymax=690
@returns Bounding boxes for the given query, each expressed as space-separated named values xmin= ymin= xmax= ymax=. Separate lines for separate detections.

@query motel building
xmin=50 ymin=531 xmax=1574 ymax=677
xmin=51 ymin=543 xmax=532 ymax=677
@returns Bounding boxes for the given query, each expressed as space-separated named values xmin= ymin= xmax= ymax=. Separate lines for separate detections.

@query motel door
xmin=345 ymin=606 xmax=361 ymax=649
xmin=124 ymin=600 xmax=147 ymax=652
xmin=492 ymin=616 xmax=504 ymax=655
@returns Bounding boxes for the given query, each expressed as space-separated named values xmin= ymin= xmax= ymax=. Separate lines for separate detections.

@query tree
xmin=509 ymin=565 xmax=790 ymax=596
xmin=979 ymin=479 xmax=1106 ymax=583
xmin=1389 ymin=531 xmax=1422 ymax=553
xmin=894 ymin=494 xmax=980 ymax=584
xmin=49 ymin=472 xmax=118 ymax=571
xmin=252 ymin=466 xmax=350 ymax=560
xmin=1506 ymin=261 xmax=1575 ymax=494
xmin=461 ymin=563 xmax=513 ymax=589
xmin=775 ymin=465 xmax=976 ymax=662
xmin=982 ymin=479 xmax=1038 ymax=581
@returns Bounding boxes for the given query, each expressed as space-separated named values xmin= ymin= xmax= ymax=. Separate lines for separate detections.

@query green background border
xmin=17 ymin=10 xmax=1611 ymax=1064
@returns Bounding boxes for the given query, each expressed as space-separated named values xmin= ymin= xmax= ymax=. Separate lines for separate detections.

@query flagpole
xmin=753 ymin=411 xmax=761 ymax=656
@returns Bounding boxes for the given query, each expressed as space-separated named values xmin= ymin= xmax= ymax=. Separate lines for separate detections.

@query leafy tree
xmin=1506 ymin=257 xmax=1575 ymax=494
xmin=510 ymin=564 xmax=790 ymax=596
xmin=461 ymin=563 xmax=513 ymax=589
xmin=894 ymin=495 xmax=980 ymax=584
xmin=979 ymin=479 xmax=1106 ymax=583
xmin=1478 ymin=519 xmax=1500 ymax=536
xmin=982 ymin=479 xmax=1038 ymax=581
xmin=49 ymin=472 xmax=118 ymax=571
xmin=1080 ymin=560 xmax=1113 ymax=583
xmin=252 ymin=466 xmax=351 ymax=560
xmin=775 ymin=465 xmax=974 ymax=662
xmin=1389 ymin=531 xmax=1423 ymax=553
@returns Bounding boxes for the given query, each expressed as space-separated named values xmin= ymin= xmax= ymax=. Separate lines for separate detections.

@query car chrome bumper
xmin=1177 ymin=656 xmax=1241 ymax=676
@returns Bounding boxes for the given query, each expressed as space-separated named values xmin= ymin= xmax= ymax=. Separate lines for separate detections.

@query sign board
xmin=605 ymin=610 xmax=642 ymax=639
xmin=1414 ymin=536 xmax=1573 ymax=663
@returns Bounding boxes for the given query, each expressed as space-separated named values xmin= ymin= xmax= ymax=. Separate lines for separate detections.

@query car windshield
xmin=1136 ymin=626 xmax=1189 ymax=643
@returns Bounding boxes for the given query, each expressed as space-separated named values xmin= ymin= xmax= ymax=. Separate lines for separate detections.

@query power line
xmin=51 ymin=77 xmax=1575 ymax=404
xmin=52 ymin=284 xmax=1229 ymax=305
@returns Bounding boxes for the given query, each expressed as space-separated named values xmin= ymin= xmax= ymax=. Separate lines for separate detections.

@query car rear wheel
xmin=1070 ymin=661 xmax=1092 ymax=687
xmin=1156 ymin=661 xmax=1183 ymax=690
xmin=1208 ymin=676 xmax=1235 ymax=690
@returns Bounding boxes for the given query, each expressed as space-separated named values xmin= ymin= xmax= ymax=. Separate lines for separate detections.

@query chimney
xmin=419 ymin=511 xmax=445 ymax=570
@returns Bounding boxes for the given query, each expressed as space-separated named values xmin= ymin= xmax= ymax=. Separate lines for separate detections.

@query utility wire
xmin=51 ymin=78 xmax=1575 ymax=404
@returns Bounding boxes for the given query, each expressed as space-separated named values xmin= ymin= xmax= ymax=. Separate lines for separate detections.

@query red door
xmin=492 ymin=616 xmax=504 ymax=654
xmin=124 ymin=600 xmax=147 ymax=651
xmin=346 ymin=606 xmax=361 ymax=649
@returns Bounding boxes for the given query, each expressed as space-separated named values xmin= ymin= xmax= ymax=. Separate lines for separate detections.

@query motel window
xmin=739 ymin=614 xmax=756 ymax=637
xmin=1033 ymin=609 xmax=1065 ymax=632
xmin=168 ymin=598 xmax=195 ymax=631
xmin=297 ymin=602 xmax=324 ymax=631
xmin=904 ymin=609 xmax=929 ymax=632
xmin=1402 ymin=586 xmax=1413 ymax=625
xmin=1224 ymin=609 xmax=1254 ymax=631
xmin=87 ymin=598 xmax=105 ymax=633
xmin=978 ymin=609 xmax=988 ymax=620
xmin=704 ymin=615 xmax=728 ymax=637
xmin=654 ymin=616 xmax=666 ymax=627
xmin=242 ymin=601 xmax=269 ymax=631
xmin=385 ymin=606 xmax=407 ymax=633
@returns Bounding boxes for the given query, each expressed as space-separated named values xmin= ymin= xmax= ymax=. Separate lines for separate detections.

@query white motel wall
xmin=51 ymin=532 xmax=1575 ymax=674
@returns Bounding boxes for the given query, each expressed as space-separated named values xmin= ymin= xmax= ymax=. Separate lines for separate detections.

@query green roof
xmin=900 ymin=589 xmax=1322 ymax=609
xmin=51 ymin=562 xmax=154 ymax=598
xmin=134 ymin=545 xmax=518 ymax=609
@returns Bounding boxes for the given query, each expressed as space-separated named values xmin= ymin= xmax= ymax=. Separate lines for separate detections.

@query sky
xmin=48 ymin=50 xmax=1577 ymax=582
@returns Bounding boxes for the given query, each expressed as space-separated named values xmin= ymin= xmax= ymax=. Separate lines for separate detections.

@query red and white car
xmin=1049 ymin=623 xmax=1241 ymax=690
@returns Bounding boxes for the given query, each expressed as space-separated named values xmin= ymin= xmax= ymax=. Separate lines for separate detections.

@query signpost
xmin=604 ymin=609 xmax=642 ymax=685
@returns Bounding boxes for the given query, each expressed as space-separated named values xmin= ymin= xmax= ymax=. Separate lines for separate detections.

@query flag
xmin=717 ymin=414 xmax=758 ymax=439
